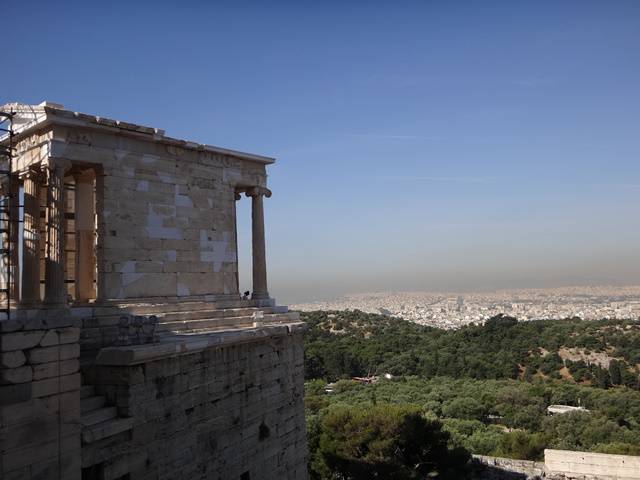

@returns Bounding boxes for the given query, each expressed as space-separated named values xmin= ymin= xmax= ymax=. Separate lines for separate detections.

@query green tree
xmin=593 ymin=368 xmax=612 ymax=389
xmin=497 ymin=431 xmax=547 ymax=460
xmin=609 ymin=360 xmax=622 ymax=385
xmin=592 ymin=442 xmax=640 ymax=456
xmin=316 ymin=404 xmax=469 ymax=479
xmin=442 ymin=397 xmax=485 ymax=421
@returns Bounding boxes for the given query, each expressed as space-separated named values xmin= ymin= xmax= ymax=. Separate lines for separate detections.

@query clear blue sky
xmin=4 ymin=1 xmax=640 ymax=303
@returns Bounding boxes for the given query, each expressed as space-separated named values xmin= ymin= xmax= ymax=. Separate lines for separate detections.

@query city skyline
xmin=292 ymin=285 xmax=640 ymax=329
xmin=5 ymin=1 xmax=640 ymax=304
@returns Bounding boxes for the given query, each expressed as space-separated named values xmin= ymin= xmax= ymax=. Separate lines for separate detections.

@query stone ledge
xmin=82 ymin=417 xmax=134 ymax=444
xmin=0 ymin=309 xmax=80 ymax=333
xmin=0 ymin=300 xmax=287 ymax=332
xmin=545 ymin=448 xmax=640 ymax=479
xmin=95 ymin=322 xmax=307 ymax=366
xmin=0 ymin=382 xmax=32 ymax=406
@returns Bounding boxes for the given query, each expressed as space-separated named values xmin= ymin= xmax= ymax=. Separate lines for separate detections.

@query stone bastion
xmin=0 ymin=102 xmax=308 ymax=480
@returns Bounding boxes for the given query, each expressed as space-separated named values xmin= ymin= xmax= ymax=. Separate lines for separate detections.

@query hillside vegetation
xmin=303 ymin=311 xmax=640 ymax=388
xmin=301 ymin=311 xmax=640 ymax=479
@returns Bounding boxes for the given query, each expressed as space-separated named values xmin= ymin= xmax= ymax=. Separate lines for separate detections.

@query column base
xmin=251 ymin=292 xmax=270 ymax=300
xmin=17 ymin=301 xmax=42 ymax=309
xmin=251 ymin=295 xmax=275 ymax=308
xmin=251 ymin=298 xmax=276 ymax=307
xmin=43 ymin=298 xmax=67 ymax=308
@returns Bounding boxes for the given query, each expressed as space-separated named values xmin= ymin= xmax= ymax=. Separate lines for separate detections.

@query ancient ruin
xmin=0 ymin=102 xmax=307 ymax=479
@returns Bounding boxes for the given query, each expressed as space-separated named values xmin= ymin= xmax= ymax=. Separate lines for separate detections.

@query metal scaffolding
xmin=0 ymin=109 xmax=15 ymax=318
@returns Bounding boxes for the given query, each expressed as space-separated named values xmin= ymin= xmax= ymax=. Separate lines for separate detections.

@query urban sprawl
xmin=291 ymin=286 xmax=640 ymax=329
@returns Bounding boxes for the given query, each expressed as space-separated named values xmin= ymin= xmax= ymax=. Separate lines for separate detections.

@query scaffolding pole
xmin=0 ymin=110 xmax=15 ymax=318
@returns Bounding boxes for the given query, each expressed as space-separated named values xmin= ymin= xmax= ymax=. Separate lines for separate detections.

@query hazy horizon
xmin=287 ymin=284 xmax=640 ymax=306
xmin=5 ymin=1 xmax=640 ymax=305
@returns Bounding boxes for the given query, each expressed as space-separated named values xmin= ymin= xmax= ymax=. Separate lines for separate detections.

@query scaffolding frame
xmin=0 ymin=109 xmax=15 ymax=318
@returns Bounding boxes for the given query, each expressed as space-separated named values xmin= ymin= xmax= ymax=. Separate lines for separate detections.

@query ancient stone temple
xmin=0 ymin=102 xmax=307 ymax=479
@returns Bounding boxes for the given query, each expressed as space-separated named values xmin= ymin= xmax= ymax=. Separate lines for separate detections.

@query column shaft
xmin=21 ymin=173 xmax=41 ymax=304
xmin=9 ymin=177 xmax=20 ymax=301
xmin=74 ymin=170 xmax=95 ymax=302
xmin=248 ymin=188 xmax=269 ymax=300
xmin=94 ymin=171 xmax=105 ymax=302
xmin=44 ymin=165 xmax=66 ymax=305
xmin=234 ymin=192 xmax=241 ymax=296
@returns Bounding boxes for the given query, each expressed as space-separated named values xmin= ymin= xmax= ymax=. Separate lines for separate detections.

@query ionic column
xmin=94 ymin=171 xmax=105 ymax=302
xmin=234 ymin=191 xmax=242 ymax=295
xmin=74 ymin=169 xmax=96 ymax=302
xmin=44 ymin=161 xmax=69 ymax=306
xmin=9 ymin=177 xmax=21 ymax=301
xmin=21 ymin=170 xmax=41 ymax=305
xmin=246 ymin=187 xmax=271 ymax=300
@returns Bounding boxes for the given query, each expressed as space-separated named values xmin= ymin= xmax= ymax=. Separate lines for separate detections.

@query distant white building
xmin=547 ymin=405 xmax=589 ymax=415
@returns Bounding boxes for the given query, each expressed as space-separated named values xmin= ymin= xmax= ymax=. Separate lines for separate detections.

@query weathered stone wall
xmin=2 ymin=103 xmax=305 ymax=480
xmin=48 ymin=125 xmax=269 ymax=301
xmin=472 ymin=451 xmax=640 ymax=480
xmin=0 ymin=312 xmax=81 ymax=479
xmin=471 ymin=455 xmax=546 ymax=479
xmin=14 ymin=128 xmax=51 ymax=172
xmin=85 ymin=331 xmax=308 ymax=479
xmin=545 ymin=449 xmax=640 ymax=479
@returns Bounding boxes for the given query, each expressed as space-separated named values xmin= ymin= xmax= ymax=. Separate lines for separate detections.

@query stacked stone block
xmin=85 ymin=331 xmax=308 ymax=480
xmin=52 ymin=126 xmax=268 ymax=302
xmin=545 ymin=449 xmax=640 ymax=479
xmin=0 ymin=313 xmax=81 ymax=479
xmin=1 ymin=102 xmax=308 ymax=479
xmin=4 ymin=103 xmax=278 ymax=306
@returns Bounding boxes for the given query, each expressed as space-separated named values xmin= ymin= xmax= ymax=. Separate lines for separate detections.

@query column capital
xmin=47 ymin=158 xmax=72 ymax=174
xmin=73 ymin=168 xmax=95 ymax=182
xmin=245 ymin=186 xmax=272 ymax=198
xmin=18 ymin=165 xmax=44 ymax=180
